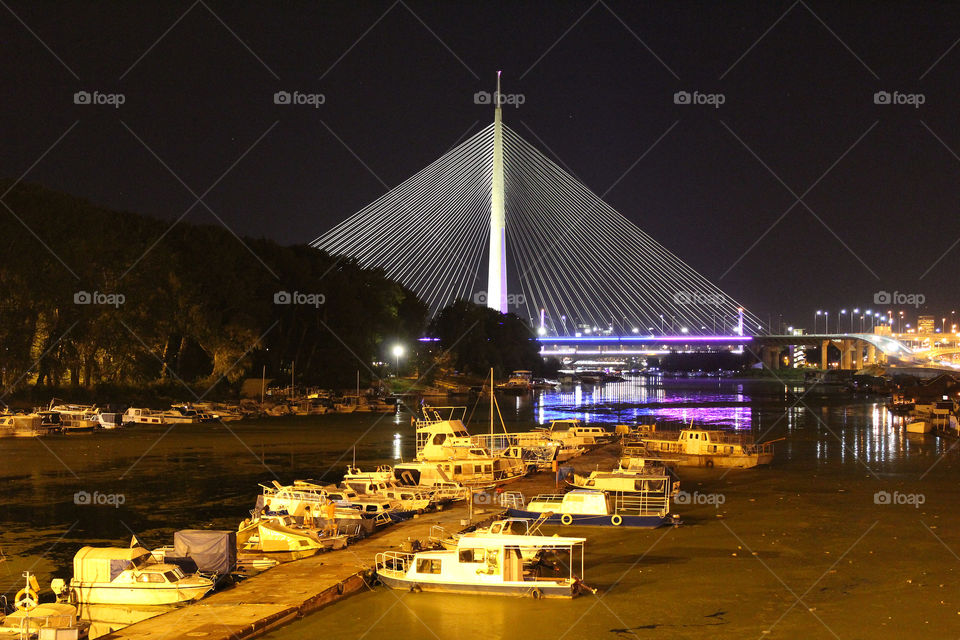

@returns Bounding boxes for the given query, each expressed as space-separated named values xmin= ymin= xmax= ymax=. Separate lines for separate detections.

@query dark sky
xmin=3 ymin=1 xmax=959 ymax=328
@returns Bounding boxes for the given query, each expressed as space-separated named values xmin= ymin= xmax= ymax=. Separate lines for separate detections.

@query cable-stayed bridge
xmin=312 ymin=78 xmax=761 ymax=338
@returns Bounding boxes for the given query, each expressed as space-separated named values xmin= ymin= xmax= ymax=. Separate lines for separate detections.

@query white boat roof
xmin=460 ymin=533 xmax=585 ymax=547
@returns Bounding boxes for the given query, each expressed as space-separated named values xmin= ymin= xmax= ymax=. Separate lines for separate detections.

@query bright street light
xmin=391 ymin=344 xmax=405 ymax=376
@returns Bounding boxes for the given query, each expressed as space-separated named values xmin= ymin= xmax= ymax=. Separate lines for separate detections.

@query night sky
xmin=3 ymin=1 xmax=959 ymax=328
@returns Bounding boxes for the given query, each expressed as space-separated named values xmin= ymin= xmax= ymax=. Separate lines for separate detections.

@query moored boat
xmin=55 ymin=546 xmax=213 ymax=605
xmin=627 ymin=426 xmax=777 ymax=469
xmin=507 ymin=488 xmax=675 ymax=528
xmin=375 ymin=532 xmax=588 ymax=598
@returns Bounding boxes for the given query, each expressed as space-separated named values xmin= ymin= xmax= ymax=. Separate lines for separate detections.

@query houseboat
xmin=375 ymin=532 xmax=587 ymax=598
xmin=628 ymin=426 xmax=776 ymax=468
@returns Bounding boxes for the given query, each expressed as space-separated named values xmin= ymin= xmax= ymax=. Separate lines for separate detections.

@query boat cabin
xmin=376 ymin=533 xmax=586 ymax=598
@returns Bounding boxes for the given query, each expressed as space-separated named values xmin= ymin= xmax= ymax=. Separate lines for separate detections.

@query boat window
xmin=490 ymin=523 xmax=503 ymax=534
xmin=454 ymin=465 xmax=462 ymax=474
xmin=458 ymin=548 xmax=485 ymax=563
xmin=416 ymin=558 xmax=442 ymax=574
xmin=474 ymin=465 xmax=482 ymax=473
xmin=163 ymin=571 xmax=179 ymax=583
xmin=140 ymin=573 xmax=165 ymax=583
xmin=485 ymin=465 xmax=492 ymax=473
xmin=365 ymin=505 xmax=379 ymax=512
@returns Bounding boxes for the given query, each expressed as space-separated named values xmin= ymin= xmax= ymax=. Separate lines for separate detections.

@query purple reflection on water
xmin=533 ymin=379 xmax=752 ymax=430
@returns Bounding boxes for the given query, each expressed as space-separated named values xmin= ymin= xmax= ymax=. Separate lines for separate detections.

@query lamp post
xmin=816 ymin=310 xmax=822 ymax=333
xmin=840 ymin=309 xmax=846 ymax=333
xmin=852 ymin=308 xmax=859 ymax=333
xmin=392 ymin=344 xmax=405 ymax=377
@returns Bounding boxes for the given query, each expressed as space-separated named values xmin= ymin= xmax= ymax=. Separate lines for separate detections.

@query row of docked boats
xmin=373 ymin=422 xmax=780 ymax=598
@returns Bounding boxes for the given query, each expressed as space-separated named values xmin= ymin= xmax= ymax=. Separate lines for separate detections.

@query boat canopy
xmin=73 ymin=546 xmax=151 ymax=583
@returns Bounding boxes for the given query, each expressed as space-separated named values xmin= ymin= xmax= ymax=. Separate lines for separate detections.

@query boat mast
xmin=490 ymin=368 xmax=494 ymax=436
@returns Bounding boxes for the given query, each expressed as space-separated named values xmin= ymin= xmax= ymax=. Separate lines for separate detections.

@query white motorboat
xmin=56 ymin=546 xmax=213 ymax=605
xmin=122 ymin=408 xmax=166 ymax=425
xmin=236 ymin=515 xmax=348 ymax=553
xmin=394 ymin=406 xmax=527 ymax=488
xmin=496 ymin=370 xmax=532 ymax=393
xmin=507 ymin=488 xmax=675 ymax=528
xmin=48 ymin=404 xmax=98 ymax=433
xmin=0 ymin=413 xmax=51 ymax=438
xmin=340 ymin=475 xmax=434 ymax=511
xmin=376 ymin=532 xmax=588 ymax=598
xmin=536 ymin=419 xmax=611 ymax=448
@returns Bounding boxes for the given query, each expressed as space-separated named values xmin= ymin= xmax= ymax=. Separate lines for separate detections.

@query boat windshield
xmin=163 ymin=570 xmax=181 ymax=582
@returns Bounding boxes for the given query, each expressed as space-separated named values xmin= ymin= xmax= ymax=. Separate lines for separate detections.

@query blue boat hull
xmin=505 ymin=508 xmax=666 ymax=528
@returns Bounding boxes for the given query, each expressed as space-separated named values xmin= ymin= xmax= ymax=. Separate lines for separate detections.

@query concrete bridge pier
xmin=866 ymin=343 xmax=877 ymax=365
xmin=761 ymin=345 xmax=782 ymax=370
xmin=821 ymin=340 xmax=830 ymax=369
xmin=840 ymin=339 xmax=853 ymax=370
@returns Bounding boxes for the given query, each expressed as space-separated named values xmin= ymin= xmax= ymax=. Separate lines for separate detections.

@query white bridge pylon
xmin=311 ymin=102 xmax=762 ymax=336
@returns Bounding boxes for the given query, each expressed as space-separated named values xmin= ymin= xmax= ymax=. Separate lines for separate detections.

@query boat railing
xmin=612 ymin=488 xmax=670 ymax=516
xmin=530 ymin=494 xmax=566 ymax=505
xmin=375 ymin=550 xmax=414 ymax=573
xmin=497 ymin=491 xmax=525 ymax=509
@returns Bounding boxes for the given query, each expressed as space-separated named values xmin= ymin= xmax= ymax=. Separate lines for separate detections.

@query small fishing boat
xmin=507 ymin=489 xmax=675 ymax=528
xmin=55 ymin=546 xmax=213 ymax=605
xmin=375 ymin=532 xmax=588 ymax=598
xmin=906 ymin=420 xmax=933 ymax=434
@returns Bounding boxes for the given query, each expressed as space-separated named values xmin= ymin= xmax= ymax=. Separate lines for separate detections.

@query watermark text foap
xmin=74 ymin=290 xmax=125 ymax=308
xmin=472 ymin=291 xmax=526 ymax=308
xmin=674 ymin=90 xmax=725 ymax=108
xmin=874 ymin=490 xmax=924 ymax=508
xmin=874 ymin=91 xmax=924 ymax=108
xmin=274 ymin=91 xmax=325 ymax=108
xmin=74 ymin=90 xmax=125 ymax=108
xmin=673 ymin=490 xmax=725 ymax=506
xmin=873 ymin=290 xmax=925 ymax=308
xmin=74 ymin=490 xmax=125 ymax=508
xmin=673 ymin=291 xmax=724 ymax=306
xmin=274 ymin=291 xmax=325 ymax=308
xmin=474 ymin=91 xmax=525 ymax=108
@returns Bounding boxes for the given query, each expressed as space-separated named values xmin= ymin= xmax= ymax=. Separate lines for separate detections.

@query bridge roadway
xmin=536 ymin=333 xmax=928 ymax=370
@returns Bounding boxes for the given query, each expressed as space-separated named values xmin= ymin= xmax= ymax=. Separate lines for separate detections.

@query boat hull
xmin=505 ymin=508 xmax=666 ymax=528
xmin=378 ymin=573 xmax=576 ymax=598
xmin=69 ymin=583 xmax=210 ymax=605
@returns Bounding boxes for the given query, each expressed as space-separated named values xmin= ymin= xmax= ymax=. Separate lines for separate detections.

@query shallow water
xmin=2 ymin=378 xmax=958 ymax=638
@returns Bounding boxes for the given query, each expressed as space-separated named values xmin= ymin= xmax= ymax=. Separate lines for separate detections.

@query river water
xmin=2 ymin=378 xmax=958 ymax=638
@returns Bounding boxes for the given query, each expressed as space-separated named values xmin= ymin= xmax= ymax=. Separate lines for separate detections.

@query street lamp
xmin=824 ymin=310 xmax=829 ymax=334
xmin=816 ymin=310 xmax=822 ymax=333
xmin=840 ymin=309 xmax=846 ymax=333
xmin=391 ymin=344 xmax=405 ymax=376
